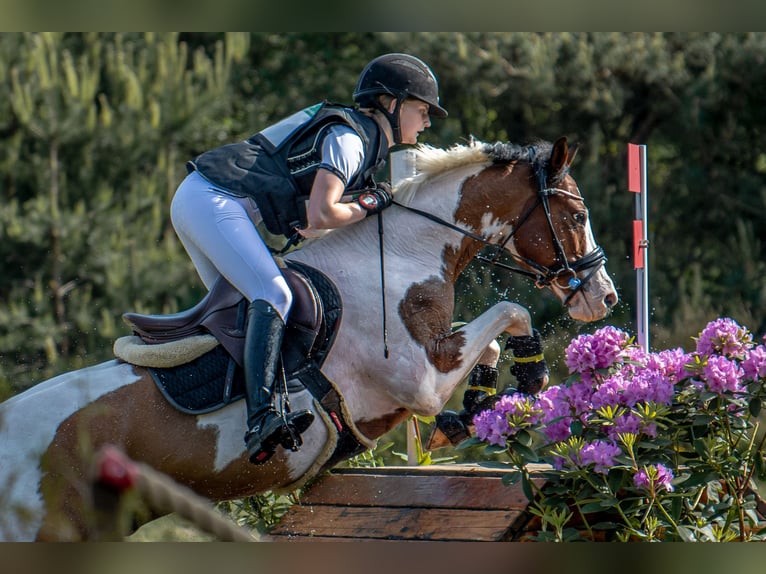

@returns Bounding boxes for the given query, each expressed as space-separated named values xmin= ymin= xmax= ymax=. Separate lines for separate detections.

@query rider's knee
xmin=270 ymin=277 xmax=293 ymax=321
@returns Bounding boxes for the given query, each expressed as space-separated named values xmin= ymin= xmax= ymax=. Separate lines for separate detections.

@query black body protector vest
xmin=188 ymin=102 xmax=389 ymax=238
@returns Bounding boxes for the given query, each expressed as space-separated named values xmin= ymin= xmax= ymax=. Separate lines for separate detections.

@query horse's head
xmin=477 ymin=136 xmax=618 ymax=322
xmin=390 ymin=137 xmax=616 ymax=322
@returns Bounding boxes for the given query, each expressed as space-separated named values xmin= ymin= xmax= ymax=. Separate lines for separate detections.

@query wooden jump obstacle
xmin=267 ymin=464 xmax=546 ymax=542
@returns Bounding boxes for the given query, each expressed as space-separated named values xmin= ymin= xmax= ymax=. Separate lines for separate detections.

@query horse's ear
xmin=550 ymin=137 xmax=569 ymax=174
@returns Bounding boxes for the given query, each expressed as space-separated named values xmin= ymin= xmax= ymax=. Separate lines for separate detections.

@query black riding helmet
xmin=353 ymin=53 xmax=448 ymax=144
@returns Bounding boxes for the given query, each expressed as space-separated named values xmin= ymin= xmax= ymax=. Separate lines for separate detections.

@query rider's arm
xmin=303 ymin=126 xmax=368 ymax=232
xmin=305 ymin=168 xmax=368 ymax=231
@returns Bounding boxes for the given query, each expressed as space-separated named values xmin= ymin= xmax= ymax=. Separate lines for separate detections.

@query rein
xmin=391 ymin=164 xmax=607 ymax=306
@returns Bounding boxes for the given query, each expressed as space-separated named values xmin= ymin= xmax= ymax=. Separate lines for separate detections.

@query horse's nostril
xmin=605 ymin=292 xmax=618 ymax=308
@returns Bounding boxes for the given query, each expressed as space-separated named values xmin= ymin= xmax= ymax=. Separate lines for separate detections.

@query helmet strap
xmin=372 ymin=95 xmax=405 ymax=145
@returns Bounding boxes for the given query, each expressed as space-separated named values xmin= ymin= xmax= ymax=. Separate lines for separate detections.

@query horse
xmin=0 ymin=136 xmax=617 ymax=541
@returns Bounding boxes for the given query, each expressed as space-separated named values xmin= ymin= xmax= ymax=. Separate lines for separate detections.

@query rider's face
xmin=397 ymin=98 xmax=432 ymax=145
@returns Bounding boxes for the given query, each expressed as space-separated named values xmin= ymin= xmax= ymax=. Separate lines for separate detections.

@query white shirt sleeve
xmin=318 ymin=125 xmax=364 ymax=187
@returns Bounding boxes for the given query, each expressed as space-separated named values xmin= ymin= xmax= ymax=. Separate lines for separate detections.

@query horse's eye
xmin=573 ymin=211 xmax=587 ymax=225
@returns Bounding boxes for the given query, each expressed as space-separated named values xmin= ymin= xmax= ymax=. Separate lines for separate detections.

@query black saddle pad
xmin=149 ymin=345 xmax=245 ymax=414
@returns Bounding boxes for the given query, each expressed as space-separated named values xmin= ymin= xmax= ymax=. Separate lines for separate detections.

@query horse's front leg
xmin=426 ymin=301 xmax=549 ymax=448
xmin=405 ymin=300 xmax=533 ymax=417
xmin=426 ymin=338 xmax=501 ymax=449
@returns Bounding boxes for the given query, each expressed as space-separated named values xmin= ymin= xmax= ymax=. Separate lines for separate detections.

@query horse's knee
xmin=499 ymin=302 xmax=532 ymax=337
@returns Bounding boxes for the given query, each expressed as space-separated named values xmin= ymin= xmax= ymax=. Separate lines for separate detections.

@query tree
xmin=0 ymin=32 xmax=249 ymax=391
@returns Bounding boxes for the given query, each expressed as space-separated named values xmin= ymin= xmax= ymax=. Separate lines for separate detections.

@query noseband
xmin=393 ymin=163 xmax=607 ymax=306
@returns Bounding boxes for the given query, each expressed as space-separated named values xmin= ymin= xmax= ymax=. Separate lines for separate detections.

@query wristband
xmin=358 ymin=192 xmax=380 ymax=212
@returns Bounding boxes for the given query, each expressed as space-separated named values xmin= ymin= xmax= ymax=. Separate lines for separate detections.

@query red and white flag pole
xmin=628 ymin=144 xmax=649 ymax=352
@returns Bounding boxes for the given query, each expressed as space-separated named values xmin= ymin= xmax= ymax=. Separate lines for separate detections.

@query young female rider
xmin=170 ymin=54 xmax=448 ymax=464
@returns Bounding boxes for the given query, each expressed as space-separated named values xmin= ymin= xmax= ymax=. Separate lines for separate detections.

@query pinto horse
xmin=0 ymin=137 xmax=617 ymax=541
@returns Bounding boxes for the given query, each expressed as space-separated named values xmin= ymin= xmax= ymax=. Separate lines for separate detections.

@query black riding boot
xmin=243 ymin=300 xmax=314 ymax=465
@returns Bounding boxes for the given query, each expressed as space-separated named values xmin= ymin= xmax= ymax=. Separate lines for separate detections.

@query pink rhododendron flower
xmin=645 ymin=348 xmax=692 ymax=383
xmin=633 ymin=464 xmax=674 ymax=492
xmin=565 ymin=326 xmax=631 ymax=374
xmin=534 ymin=385 xmax=573 ymax=442
xmin=703 ymin=355 xmax=745 ymax=394
xmin=696 ymin=318 xmax=752 ymax=359
xmin=743 ymin=345 xmax=766 ymax=380
xmin=473 ymin=393 xmax=537 ymax=446
xmin=580 ymin=440 xmax=622 ymax=474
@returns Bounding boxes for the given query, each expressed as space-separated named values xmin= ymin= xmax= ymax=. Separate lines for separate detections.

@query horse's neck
xmin=399 ymin=164 xmax=480 ymax=218
xmin=291 ymin=163 xmax=484 ymax=278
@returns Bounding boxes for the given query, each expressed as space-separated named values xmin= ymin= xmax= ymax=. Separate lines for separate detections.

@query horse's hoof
xmin=427 ymin=411 xmax=470 ymax=450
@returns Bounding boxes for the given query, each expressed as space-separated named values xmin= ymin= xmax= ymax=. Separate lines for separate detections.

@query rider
xmin=170 ymin=53 xmax=448 ymax=465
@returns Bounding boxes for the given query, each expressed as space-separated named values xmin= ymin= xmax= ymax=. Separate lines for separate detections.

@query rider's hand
xmin=357 ymin=183 xmax=393 ymax=216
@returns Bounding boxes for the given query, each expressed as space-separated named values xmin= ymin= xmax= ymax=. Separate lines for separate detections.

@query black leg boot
xmin=243 ymin=300 xmax=314 ymax=465
xmin=428 ymin=364 xmax=499 ymax=448
xmin=506 ymin=329 xmax=549 ymax=395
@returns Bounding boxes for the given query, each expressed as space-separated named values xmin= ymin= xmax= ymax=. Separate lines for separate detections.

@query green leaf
xmin=607 ymin=469 xmax=626 ymax=493
xmin=693 ymin=439 xmax=708 ymax=457
xmin=749 ymin=397 xmax=762 ymax=417
xmin=502 ymin=471 xmax=523 ymax=485
xmin=511 ymin=443 xmax=540 ymax=463
xmin=671 ymin=495 xmax=683 ymax=521
xmin=755 ymin=454 xmax=766 ymax=481
xmin=516 ymin=429 xmax=532 ymax=446
xmin=484 ymin=443 xmax=508 ymax=455
xmin=693 ymin=414 xmax=715 ymax=425
xmin=580 ymin=501 xmax=607 ymax=513
xmin=521 ymin=473 xmax=534 ymax=501
xmin=456 ymin=436 xmax=484 ymax=450
xmin=598 ymin=497 xmax=620 ymax=509
xmin=677 ymin=471 xmax=720 ymax=488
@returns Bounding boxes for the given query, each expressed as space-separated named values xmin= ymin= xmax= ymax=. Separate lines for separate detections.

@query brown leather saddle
xmin=123 ymin=261 xmax=330 ymax=373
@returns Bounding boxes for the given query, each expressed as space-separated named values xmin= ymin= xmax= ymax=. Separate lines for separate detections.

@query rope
xmin=95 ymin=445 xmax=257 ymax=542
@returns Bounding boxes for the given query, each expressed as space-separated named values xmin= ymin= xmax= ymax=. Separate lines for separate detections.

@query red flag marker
xmin=633 ymin=220 xmax=644 ymax=269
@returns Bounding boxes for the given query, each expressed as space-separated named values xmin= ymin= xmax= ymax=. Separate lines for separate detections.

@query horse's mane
xmin=298 ymin=138 xmax=563 ymax=247
xmin=395 ymin=138 xmax=563 ymax=204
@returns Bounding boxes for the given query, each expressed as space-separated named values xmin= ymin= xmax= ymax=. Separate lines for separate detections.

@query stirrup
xmin=245 ymin=409 xmax=315 ymax=465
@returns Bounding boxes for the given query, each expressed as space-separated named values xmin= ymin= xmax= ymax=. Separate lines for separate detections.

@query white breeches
xmin=170 ymin=171 xmax=293 ymax=320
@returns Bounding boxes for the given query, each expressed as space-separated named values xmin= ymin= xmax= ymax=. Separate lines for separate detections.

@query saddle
xmin=123 ymin=260 xmax=329 ymax=373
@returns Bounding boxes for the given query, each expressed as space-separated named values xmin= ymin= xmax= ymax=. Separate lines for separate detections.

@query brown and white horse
xmin=0 ymin=137 xmax=617 ymax=541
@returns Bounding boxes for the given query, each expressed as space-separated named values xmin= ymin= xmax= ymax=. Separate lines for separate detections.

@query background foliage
xmin=1 ymin=32 xmax=765 ymax=411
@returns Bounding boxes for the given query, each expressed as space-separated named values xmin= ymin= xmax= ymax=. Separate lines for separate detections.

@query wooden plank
xmin=328 ymin=463 xmax=551 ymax=476
xmin=270 ymin=505 xmax=525 ymax=541
xmin=262 ymin=534 xmax=444 ymax=542
xmin=269 ymin=465 xmax=548 ymax=542
xmin=300 ymin=473 xmax=536 ymax=510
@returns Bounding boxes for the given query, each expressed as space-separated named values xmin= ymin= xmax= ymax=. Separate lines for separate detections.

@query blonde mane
xmin=394 ymin=140 xmax=491 ymax=205
xmin=299 ymin=139 xmax=501 ymax=247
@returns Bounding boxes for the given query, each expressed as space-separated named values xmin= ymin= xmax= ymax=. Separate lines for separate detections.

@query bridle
xmin=391 ymin=163 xmax=608 ymax=306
